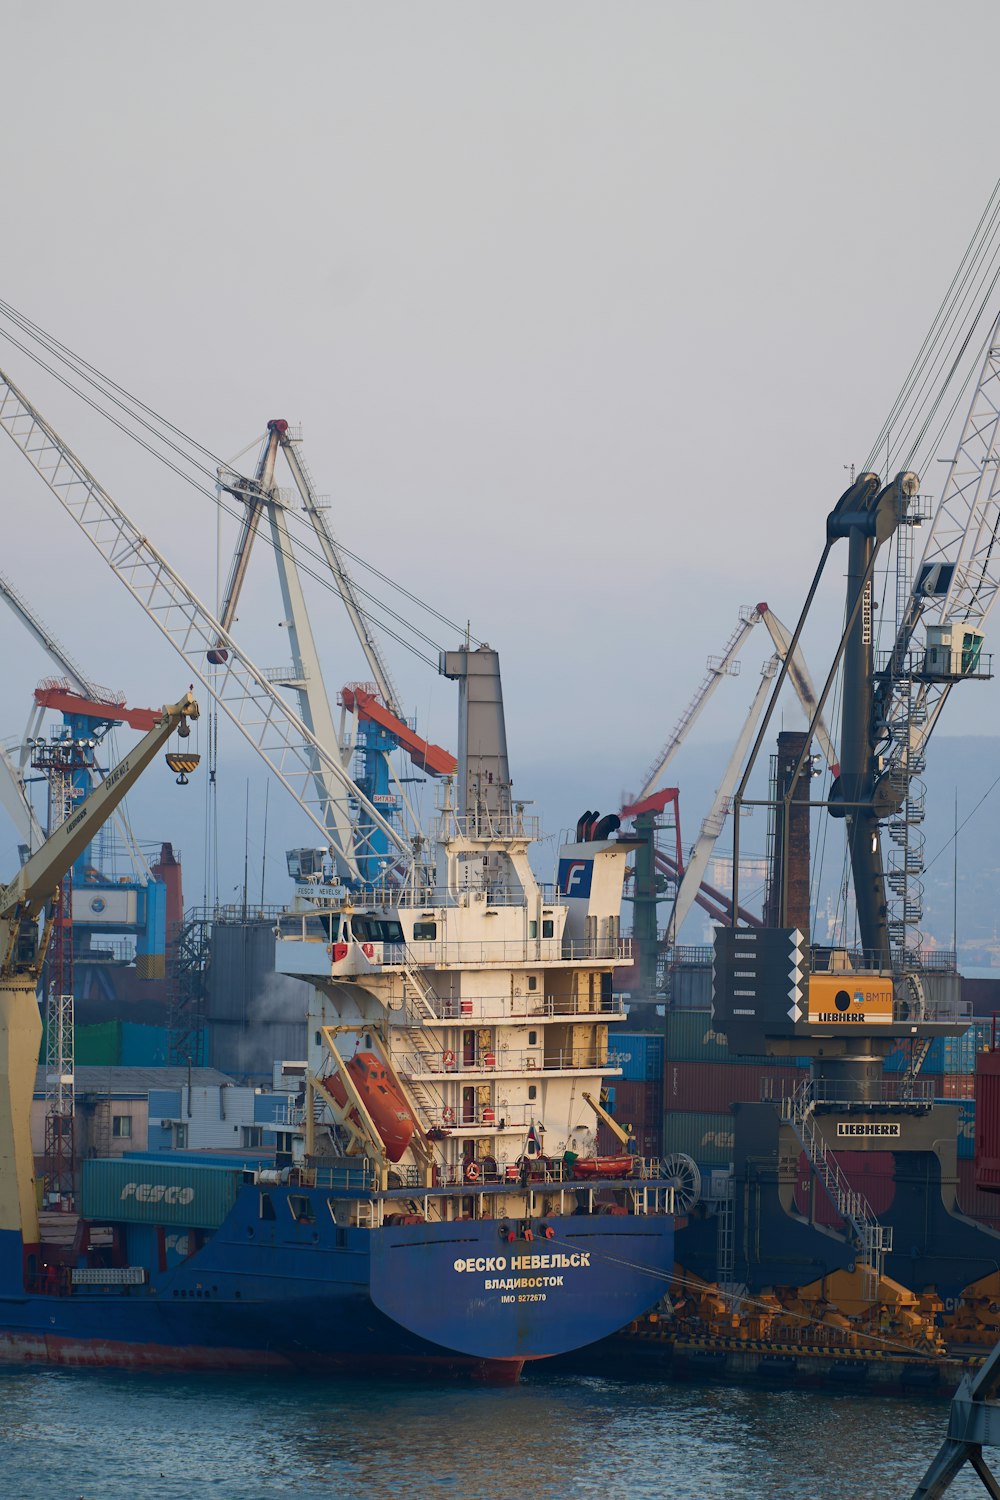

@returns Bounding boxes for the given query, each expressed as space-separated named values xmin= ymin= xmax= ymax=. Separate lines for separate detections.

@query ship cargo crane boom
xmin=0 ymin=369 xmax=410 ymax=884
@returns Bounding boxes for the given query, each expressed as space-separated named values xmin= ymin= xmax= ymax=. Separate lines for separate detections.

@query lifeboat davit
xmin=322 ymin=1053 xmax=416 ymax=1163
xmin=571 ymin=1155 xmax=635 ymax=1181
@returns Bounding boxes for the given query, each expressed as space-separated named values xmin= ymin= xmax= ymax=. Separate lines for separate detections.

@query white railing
xmin=399 ymin=1047 xmax=617 ymax=1078
xmin=431 ymin=992 xmax=626 ymax=1022
xmin=382 ymin=938 xmax=631 ymax=967
xmin=433 ymin=810 xmax=541 ymax=842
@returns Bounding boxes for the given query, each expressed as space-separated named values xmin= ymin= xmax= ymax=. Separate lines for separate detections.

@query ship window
xmin=112 ymin=1115 xmax=132 ymax=1138
xmin=378 ymin=919 xmax=404 ymax=942
xmin=528 ymin=1085 xmax=537 ymax=1100
xmin=242 ymin=1126 xmax=264 ymax=1148
xmin=528 ymin=976 xmax=537 ymax=992
xmin=528 ymin=1031 xmax=538 ymax=1047
xmin=259 ymin=1193 xmax=276 ymax=1221
xmin=288 ymin=1194 xmax=315 ymax=1224
xmin=351 ymin=915 xmax=374 ymax=939
xmin=542 ymin=920 xmax=554 ymax=938
xmin=528 ymin=921 xmax=537 ymax=939
xmin=414 ymin=921 xmax=437 ymax=940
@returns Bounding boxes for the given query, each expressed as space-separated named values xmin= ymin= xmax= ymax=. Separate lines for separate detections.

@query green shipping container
xmin=665 ymin=1010 xmax=772 ymax=1068
xmin=38 ymin=1020 xmax=122 ymax=1067
xmin=662 ymin=1110 xmax=734 ymax=1167
xmin=80 ymin=1158 xmax=245 ymax=1230
xmin=75 ymin=1021 xmax=123 ymax=1066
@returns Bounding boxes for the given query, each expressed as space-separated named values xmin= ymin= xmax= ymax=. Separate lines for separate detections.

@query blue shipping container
xmin=614 ymin=1033 xmax=665 ymax=1083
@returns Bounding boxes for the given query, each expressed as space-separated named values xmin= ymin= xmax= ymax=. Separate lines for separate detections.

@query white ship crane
xmin=211 ymin=421 xmax=449 ymax=870
xmin=0 ymin=369 xmax=409 ymax=885
xmin=628 ymin=603 xmax=837 ymax=945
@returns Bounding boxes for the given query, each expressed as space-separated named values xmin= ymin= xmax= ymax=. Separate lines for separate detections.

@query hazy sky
xmin=3 ymin=2 xmax=1000 ymax=902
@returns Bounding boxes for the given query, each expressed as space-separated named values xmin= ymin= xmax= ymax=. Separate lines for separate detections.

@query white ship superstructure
xmin=274 ymin=645 xmax=640 ymax=1219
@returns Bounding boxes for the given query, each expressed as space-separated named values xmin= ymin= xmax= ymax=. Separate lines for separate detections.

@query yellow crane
xmin=0 ymin=692 xmax=199 ymax=1262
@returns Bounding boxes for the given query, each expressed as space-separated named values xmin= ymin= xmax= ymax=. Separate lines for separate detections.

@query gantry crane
xmin=0 ymin=570 xmax=154 ymax=881
xmin=0 ymin=370 xmax=409 ymax=886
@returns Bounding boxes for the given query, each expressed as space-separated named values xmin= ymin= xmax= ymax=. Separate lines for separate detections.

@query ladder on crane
xmin=780 ymin=1080 xmax=891 ymax=1302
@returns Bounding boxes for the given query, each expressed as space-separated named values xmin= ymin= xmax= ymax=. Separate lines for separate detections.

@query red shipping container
xmin=958 ymin=1157 xmax=1000 ymax=1226
xmin=939 ymin=1074 xmax=975 ymax=1100
xmin=976 ymin=1052 xmax=1000 ymax=1192
xmin=793 ymin=1150 xmax=895 ymax=1227
xmin=611 ymin=1080 xmax=663 ymax=1130
xmin=665 ymin=1060 xmax=800 ymax=1115
xmin=595 ymin=1121 xmax=662 ymax=1158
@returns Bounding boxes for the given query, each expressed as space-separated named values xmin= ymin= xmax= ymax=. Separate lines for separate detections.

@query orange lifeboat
xmin=322 ymin=1052 xmax=416 ymax=1163
xmin=570 ymin=1155 xmax=635 ymax=1181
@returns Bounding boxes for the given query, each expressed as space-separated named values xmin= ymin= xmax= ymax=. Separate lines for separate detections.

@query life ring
xmin=465 ymin=1160 xmax=481 ymax=1183
xmin=442 ymin=1049 xmax=456 ymax=1069
xmin=442 ymin=1106 xmax=455 ymax=1126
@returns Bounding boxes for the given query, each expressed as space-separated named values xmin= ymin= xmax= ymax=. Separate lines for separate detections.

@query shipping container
xmin=958 ymin=1157 xmax=1000 ymax=1227
xmin=666 ymin=1011 xmax=770 ymax=1067
xmin=937 ymin=1074 xmax=976 ymax=1100
xmin=793 ymin=1150 xmax=895 ymax=1227
xmin=665 ymin=964 xmax=712 ymax=1010
xmin=664 ymin=1010 xmax=808 ymax=1069
xmin=608 ymin=1079 xmax=663 ymax=1129
xmin=977 ymin=1050 xmax=1000 ymax=1192
xmin=665 ymin=1060 xmax=799 ymax=1114
xmin=596 ymin=1121 xmax=662 ymax=1159
xmin=119 ymin=1023 xmax=170 ymax=1067
xmin=661 ymin=1110 xmax=734 ymax=1168
xmin=79 ymin=1157 xmax=246 ymax=1230
xmin=612 ymin=1033 xmax=665 ymax=1083
xmin=75 ymin=1021 xmax=122 ymax=1067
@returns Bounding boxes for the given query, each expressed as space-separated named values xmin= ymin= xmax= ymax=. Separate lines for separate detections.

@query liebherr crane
xmin=0 ymin=370 xmax=409 ymax=886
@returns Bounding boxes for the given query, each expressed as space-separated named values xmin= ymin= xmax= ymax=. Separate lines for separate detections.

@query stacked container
xmin=660 ymin=1010 xmax=802 ymax=1170
xmin=601 ymin=1033 xmax=664 ymax=1158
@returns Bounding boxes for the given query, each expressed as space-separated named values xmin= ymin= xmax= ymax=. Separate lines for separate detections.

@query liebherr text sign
xmin=807 ymin=975 xmax=893 ymax=1026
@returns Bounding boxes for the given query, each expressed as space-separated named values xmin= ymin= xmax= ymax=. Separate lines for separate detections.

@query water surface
xmin=1 ymin=1366 xmax=984 ymax=1500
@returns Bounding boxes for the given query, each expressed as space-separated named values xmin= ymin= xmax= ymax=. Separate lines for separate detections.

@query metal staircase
xmin=714 ymin=1176 xmax=743 ymax=1306
xmin=780 ymin=1081 xmax=892 ymax=1300
xmin=398 ymin=958 xmax=440 ymax=1021
xmin=899 ymin=1035 xmax=933 ymax=1101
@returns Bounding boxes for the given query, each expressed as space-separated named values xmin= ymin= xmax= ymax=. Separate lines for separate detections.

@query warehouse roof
xmin=35 ymin=1066 xmax=236 ymax=1097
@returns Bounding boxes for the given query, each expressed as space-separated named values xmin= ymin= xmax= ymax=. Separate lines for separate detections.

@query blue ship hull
xmin=0 ymin=1185 xmax=674 ymax=1380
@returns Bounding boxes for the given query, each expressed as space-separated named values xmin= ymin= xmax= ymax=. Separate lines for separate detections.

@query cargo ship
xmin=0 ymin=650 xmax=675 ymax=1381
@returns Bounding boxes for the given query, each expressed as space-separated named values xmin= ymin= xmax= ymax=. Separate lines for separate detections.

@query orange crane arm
xmin=341 ymin=687 xmax=456 ymax=778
